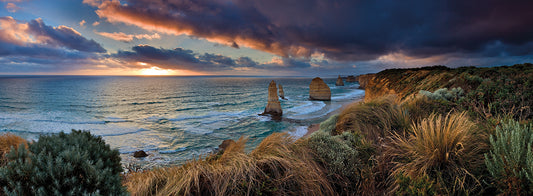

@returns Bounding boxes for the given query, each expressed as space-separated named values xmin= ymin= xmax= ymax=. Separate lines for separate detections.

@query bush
xmin=395 ymin=172 xmax=436 ymax=196
xmin=316 ymin=114 xmax=338 ymax=134
xmin=0 ymin=133 xmax=27 ymax=166
xmin=0 ymin=130 xmax=126 ymax=195
xmin=389 ymin=112 xmax=480 ymax=194
xmin=306 ymin=131 xmax=364 ymax=194
xmin=485 ymin=120 xmax=533 ymax=195
xmin=419 ymin=87 xmax=464 ymax=102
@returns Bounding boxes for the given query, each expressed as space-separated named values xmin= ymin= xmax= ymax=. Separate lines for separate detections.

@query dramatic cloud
xmin=95 ymin=31 xmax=160 ymax=42
xmin=0 ymin=17 xmax=106 ymax=73
xmin=86 ymin=0 xmax=533 ymax=63
xmin=111 ymin=44 xmax=315 ymax=74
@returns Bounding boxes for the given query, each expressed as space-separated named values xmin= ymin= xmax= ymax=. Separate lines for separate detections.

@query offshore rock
xmin=335 ymin=75 xmax=344 ymax=86
xmin=263 ymin=80 xmax=283 ymax=116
xmin=279 ymin=84 xmax=286 ymax=99
xmin=346 ymin=75 xmax=357 ymax=82
xmin=133 ymin=150 xmax=148 ymax=158
xmin=309 ymin=77 xmax=331 ymax=101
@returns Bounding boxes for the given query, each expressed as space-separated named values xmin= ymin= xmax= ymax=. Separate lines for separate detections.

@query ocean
xmin=0 ymin=76 xmax=364 ymax=168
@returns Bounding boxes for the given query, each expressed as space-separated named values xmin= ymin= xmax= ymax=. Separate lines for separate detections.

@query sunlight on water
xmin=0 ymin=76 xmax=364 ymax=167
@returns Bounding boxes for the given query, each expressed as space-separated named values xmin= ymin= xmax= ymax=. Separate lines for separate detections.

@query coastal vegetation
xmin=0 ymin=63 xmax=531 ymax=195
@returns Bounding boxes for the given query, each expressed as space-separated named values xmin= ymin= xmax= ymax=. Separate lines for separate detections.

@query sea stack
xmin=346 ymin=75 xmax=356 ymax=82
xmin=278 ymin=84 xmax=286 ymax=99
xmin=263 ymin=80 xmax=282 ymax=116
xmin=309 ymin=77 xmax=331 ymax=101
xmin=336 ymin=75 xmax=344 ymax=86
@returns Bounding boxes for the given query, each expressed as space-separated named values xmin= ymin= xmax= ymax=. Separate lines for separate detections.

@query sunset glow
xmin=139 ymin=67 xmax=175 ymax=75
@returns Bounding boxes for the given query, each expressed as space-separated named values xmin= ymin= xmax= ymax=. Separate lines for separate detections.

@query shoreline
xmin=301 ymin=99 xmax=360 ymax=138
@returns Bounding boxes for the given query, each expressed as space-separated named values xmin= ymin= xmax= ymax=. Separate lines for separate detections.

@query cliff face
xmin=357 ymin=66 xmax=455 ymax=102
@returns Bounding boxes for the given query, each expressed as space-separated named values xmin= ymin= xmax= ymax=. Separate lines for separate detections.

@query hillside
xmin=1 ymin=63 xmax=532 ymax=195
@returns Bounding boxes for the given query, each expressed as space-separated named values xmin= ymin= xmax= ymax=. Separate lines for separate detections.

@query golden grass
xmin=388 ymin=112 xmax=482 ymax=194
xmin=336 ymin=95 xmax=410 ymax=142
xmin=124 ymin=133 xmax=334 ymax=196
xmin=0 ymin=133 xmax=27 ymax=165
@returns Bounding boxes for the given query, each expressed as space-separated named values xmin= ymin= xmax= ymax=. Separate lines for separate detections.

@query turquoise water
xmin=0 ymin=76 xmax=363 ymax=167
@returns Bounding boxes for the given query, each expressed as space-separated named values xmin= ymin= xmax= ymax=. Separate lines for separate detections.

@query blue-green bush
xmin=0 ymin=130 xmax=126 ymax=196
xmin=485 ymin=120 xmax=533 ymax=195
xmin=419 ymin=87 xmax=464 ymax=102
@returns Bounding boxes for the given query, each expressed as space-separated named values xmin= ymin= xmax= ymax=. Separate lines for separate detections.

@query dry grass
xmin=336 ymin=95 xmax=410 ymax=142
xmin=124 ymin=133 xmax=334 ymax=196
xmin=0 ymin=133 xmax=27 ymax=165
xmin=388 ymin=112 xmax=482 ymax=194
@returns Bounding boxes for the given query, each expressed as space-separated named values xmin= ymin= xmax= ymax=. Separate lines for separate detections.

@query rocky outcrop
xmin=263 ymin=80 xmax=283 ymax=116
xmin=346 ymin=75 xmax=356 ymax=82
xmin=355 ymin=74 xmax=374 ymax=89
xmin=335 ymin=75 xmax=344 ymax=86
xmin=133 ymin=150 xmax=148 ymax=158
xmin=309 ymin=77 xmax=331 ymax=101
xmin=218 ymin=139 xmax=236 ymax=153
xmin=278 ymin=84 xmax=286 ymax=99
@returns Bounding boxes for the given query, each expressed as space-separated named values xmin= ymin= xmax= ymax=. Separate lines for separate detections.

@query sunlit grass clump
xmin=0 ymin=133 xmax=27 ymax=165
xmin=124 ymin=133 xmax=333 ymax=196
xmin=389 ymin=112 xmax=481 ymax=194
xmin=336 ymin=95 xmax=410 ymax=141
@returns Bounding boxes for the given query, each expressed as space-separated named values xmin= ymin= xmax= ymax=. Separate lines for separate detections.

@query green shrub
xmin=485 ymin=120 xmax=533 ymax=195
xmin=306 ymin=131 xmax=366 ymax=194
xmin=316 ymin=114 xmax=338 ymax=134
xmin=419 ymin=87 xmax=464 ymax=102
xmin=395 ymin=172 xmax=436 ymax=196
xmin=0 ymin=130 xmax=126 ymax=196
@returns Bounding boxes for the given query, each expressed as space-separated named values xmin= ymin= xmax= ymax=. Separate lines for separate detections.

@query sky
xmin=1 ymin=0 xmax=533 ymax=76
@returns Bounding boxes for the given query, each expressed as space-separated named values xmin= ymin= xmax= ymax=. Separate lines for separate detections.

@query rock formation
xmin=278 ymin=84 xmax=286 ymax=99
xmin=346 ymin=75 xmax=356 ymax=82
xmin=133 ymin=150 xmax=148 ymax=158
xmin=263 ymin=80 xmax=283 ymax=116
xmin=335 ymin=75 xmax=344 ymax=86
xmin=309 ymin=77 xmax=331 ymax=101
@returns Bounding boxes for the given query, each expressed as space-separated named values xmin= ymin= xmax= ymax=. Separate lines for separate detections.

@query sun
xmin=139 ymin=66 xmax=175 ymax=75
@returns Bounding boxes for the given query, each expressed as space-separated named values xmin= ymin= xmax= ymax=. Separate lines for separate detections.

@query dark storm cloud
xmin=0 ymin=17 xmax=105 ymax=73
xmin=27 ymin=19 xmax=106 ymax=53
xmin=111 ymin=45 xmax=320 ymax=73
xmin=89 ymin=0 xmax=533 ymax=62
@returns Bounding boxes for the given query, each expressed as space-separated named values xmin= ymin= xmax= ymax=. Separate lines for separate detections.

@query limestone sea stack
xmin=263 ymin=80 xmax=283 ymax=116
xmin=346 ymin=75 xmax=356 ymax=82
xmin=278 ymin=84 xmax=286 ymax=99
xmin=309 ymin=77 xmax=331 ymax=101
xmin=335 ymin=75 xmax=344 ymax=86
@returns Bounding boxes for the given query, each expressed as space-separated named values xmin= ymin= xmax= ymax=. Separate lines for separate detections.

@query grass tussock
xmin=124 ymin=133 xmax=334 ymax=196
xmin=388 ymin=112 xmax=482 ymax=194
xmin=336 ymin=95 xmax=410 ymax=141
xmin=0 ymin=133 xmax=27 ymax=165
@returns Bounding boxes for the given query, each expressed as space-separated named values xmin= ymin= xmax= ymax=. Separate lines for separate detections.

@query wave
xmin=33 ymin=119 xmax=106 ymax=125
xmin=288 ymin=126 xmax=308 ymax=138
xmin=332 ymin=89 xmax=365 ymax=101
xmin=159 ymin=147 xmax=187 ymax=154
xmin=287 ymin=101 xmax=326 ymax=115
xmin=99 ymin=128 xmax=151 ymax=137
xmin=169 ymin=111 xmax=245 ymax=122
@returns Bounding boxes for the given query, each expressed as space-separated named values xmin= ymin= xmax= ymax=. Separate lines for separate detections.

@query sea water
xmin=0 ymin=76 xmax=364 ymax=167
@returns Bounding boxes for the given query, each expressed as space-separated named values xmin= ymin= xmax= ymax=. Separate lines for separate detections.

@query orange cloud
xmin=79 ymin=20 xmax=86 ymax=27
xmin=94 ymin=31 xmax=161 ymax=42
xmin=6 ymin=3 xmax=20 ymax=13
xmin=90 ymin=0 xmax=307 ymax=58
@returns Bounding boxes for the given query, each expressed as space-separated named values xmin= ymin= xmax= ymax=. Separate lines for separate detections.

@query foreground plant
xmin=0 ymin=130 xmax=126 ymax=195
xmin=485 ymin=120 xmax=533 ymax=195
xmin=389 ymin=112 xmax=480 ymax=194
